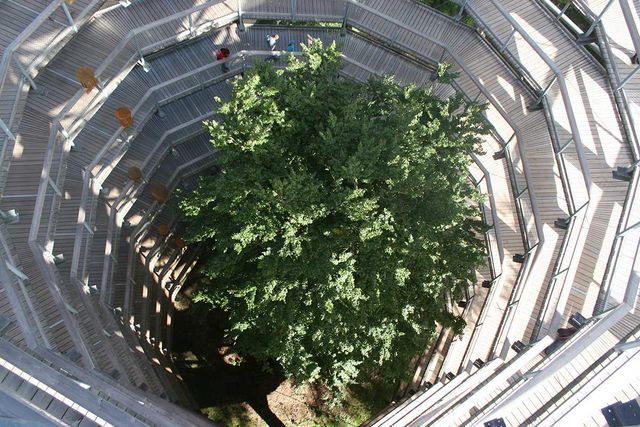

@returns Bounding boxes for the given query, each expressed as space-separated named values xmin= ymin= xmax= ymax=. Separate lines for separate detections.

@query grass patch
xmin=203 ymin=404 xmax=258 ymax=427
xmin=195 ymin=379 xmax=395 ymax=426
xmin=173 ymin=302 xmax=397 ymax=426
xmin=418 ymin=0 xmax=476 ymax=27
xmin=254 ymin=19 xmax=342 ymax=28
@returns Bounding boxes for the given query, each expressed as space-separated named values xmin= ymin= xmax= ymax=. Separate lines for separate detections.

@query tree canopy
xmin=180 ymin=40 xmax=489 ymax=393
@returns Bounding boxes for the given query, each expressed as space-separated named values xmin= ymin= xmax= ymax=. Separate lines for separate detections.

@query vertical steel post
xmin=237 ymin=0 xmax=245 ymax=31
xmin=61 ymin=2 xmax=78 ymax=33
xmin=0 ymin=119 xmax=16 ymax=141
xmin=500 ymin=28 xmax=516 ymax=53
xmin=581 ymin=0 xmax=615 ymax=39
xmin=341 ymin=2 xmax=350 ymax=36
xmin=13 ymin=56 xmax=42 ymax=94
xmin=455 ymin=0 xmax=469 ymax=22
xmin=556 ymin=0 xmax=573 ymax=21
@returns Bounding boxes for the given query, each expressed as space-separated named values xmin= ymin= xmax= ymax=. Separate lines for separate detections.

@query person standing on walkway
xmin=266 ymin=34 xmax=279 ymax=51
xmin=216 ymin=47 xmax=231 ymax=73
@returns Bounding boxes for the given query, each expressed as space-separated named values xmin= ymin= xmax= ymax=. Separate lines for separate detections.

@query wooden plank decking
xmin=0 ymin=0 xmax=638 ymax=424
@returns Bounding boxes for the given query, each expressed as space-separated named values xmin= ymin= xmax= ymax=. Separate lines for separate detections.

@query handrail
xmin=122 ymin=153 xmax=217 ymax=321
xmin=73 ymin=52 xmax=246 ymax=288
xmin=86 ymin=52 xmax=299 ymax=305
xmin=28 ymin=0 xmax=543 ymax=377
xmin=29 ymin=3 xmax=239 ymax=285
xmin=31 ymin=344 xmax=212 ymax=427
xmin=479 ymin=298 xmax=633 ymax=423
xmin=457 ymin=0 xmax=598 ymax=343
xmin=0 ymin=0 xmax=103 ymax=191
xmin=346 ymin=0 xmax=543 ymax=244
xmin=0 ymin=224 xmax=49 ymax=349
xmin=107 ymin=4 xmax=543 ymax=373
xmin=342 ymin=3 xmax=541 ymax=373
xmin=16 ymin=1 xmax=238 ymax=382
xmin=100 ymin=123 xmax=213 ymax=304
xmin=481 ymin=0 xmax=593 ymax=196
xmin=101 ymin=49 xmax=501 ymax=321
xmin=567 ymin=0 xmax=640 ymax=314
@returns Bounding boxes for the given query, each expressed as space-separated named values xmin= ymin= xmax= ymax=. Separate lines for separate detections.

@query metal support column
xmin=13 ymin=57 xmax=43 ymax=94
xmin=579 ymin=0 xmax=615 ymax=41
xmin=529 ymin=75 xmax=557 ymax=110
xmin=0 ymin=119 xmax=16 ymax=142
xmin=47 ymin=176 xmax=62 ymax=197
xmin=455 ymin=0 xmax=468 ymax=22
xmin=500 ymin=28 xmax=516 ymax=53
xmin=556 ymin=0 xmax=573 ymax=21
xmin=557 ymin=136 xmax=574 ymax=154
xmin=83 ymin=221 xmax=94 ymax=236
xmin=237 ymin=0 xmax=245 ymax=31
xmin=134 ymin=34 xmax=150 ymax=72
xmin=60 ymin=2 xmax=78 ymax=33
xmin=341 ymin=2 xmax=351 ymax=36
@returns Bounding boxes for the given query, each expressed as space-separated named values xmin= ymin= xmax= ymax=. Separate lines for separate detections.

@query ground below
xmin=172 ymin=304 xmax=394 ymax=426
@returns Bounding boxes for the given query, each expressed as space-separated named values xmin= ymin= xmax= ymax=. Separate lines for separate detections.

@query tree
xmin=180 ymin=40 xmax=489 ymax=394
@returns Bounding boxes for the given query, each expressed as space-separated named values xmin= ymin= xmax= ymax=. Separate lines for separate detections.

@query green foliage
xmin=181 ymin=40 xmax=489 ymax=394
xmin=549 ymin=0 xmax=591 ymax=32
xmin=419 ymin=0 xmax=476 ymax=27
xmin=435 ymin=62 xmax=460 ymax=84
xmin=255 ymin=19 xmax=342 ymax=28
xmin=420 ymin=0 xmax=461 ymax=16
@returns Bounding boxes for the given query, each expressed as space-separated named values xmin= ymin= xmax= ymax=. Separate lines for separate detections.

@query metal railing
xmin=4 ymin=0 xmax=511 ymax=362
xmin=85 ymin=52 xmax=308 ymax=310
xmin=467 ymin=268 xmax=638 ymax=424
xmin=564 ymin=0 xmax=640 ymax=315
xmin=98 ymin=121 xmax=216 ymax=303
xmin=0 ymin=0 xmax=103 ymax=192
xmin=0 ymin=223 xmax=50 ymax=349
xmin=19 ymin=0 xmax=569 ymax=376
xmin=279 ymin=0 xmax=542 ymax=374
xmin=0 ymin=0 xmax=101 ymax=360
xmin=345 ymin=0 xmax=542 ymax=252
xmin=455 ymin=0 xmax=596 ymax=346
xmin=74 ymin=52 xmax=249 ymax=297
xmin=13 ymin=0 xmax=239 ymax=380
xmin=99 ymin=47 xmax=511 ymax=376
xmin=29 ymin=3 xmax=239 ymax=304
xmin=434 ymin=144 xmax=507 ymax=376
xmin=122 ymin=154 xmax=217 ymax=321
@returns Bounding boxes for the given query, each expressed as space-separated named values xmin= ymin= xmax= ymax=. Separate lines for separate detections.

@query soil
xmin=172 ymin=304 xmax=394 ymax=426
xmin=172 ymin=308 xmax=287 ymax=426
